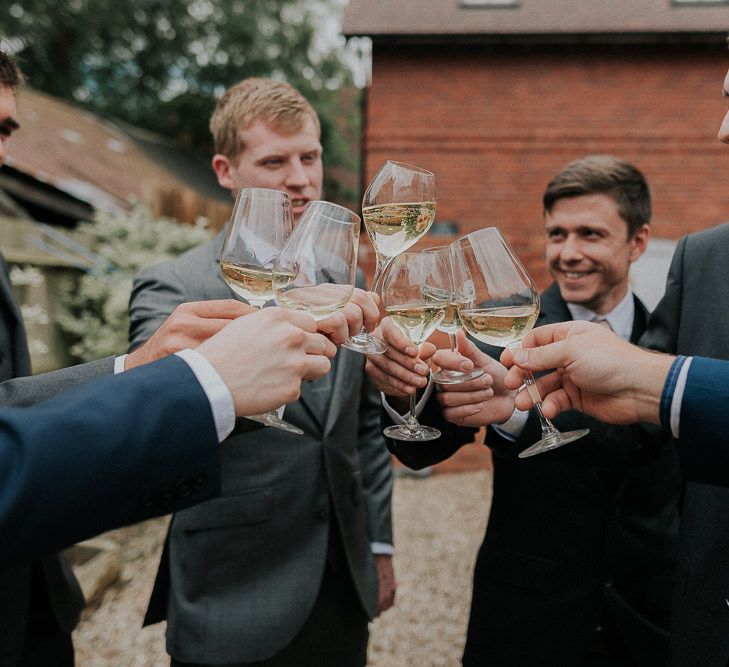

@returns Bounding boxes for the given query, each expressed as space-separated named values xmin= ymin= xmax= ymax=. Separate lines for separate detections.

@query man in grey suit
xmin=131 ymin=77 xmax=394 ymax=666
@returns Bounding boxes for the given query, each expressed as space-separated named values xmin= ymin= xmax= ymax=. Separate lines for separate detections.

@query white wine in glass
xmin=220 ymin=187 xmax=304 ymax=435
xmin=273 ymin=200 xmax=359 ymax=321
xmin=381 ymin=251 xmax=450 ymax=442
xmin=423 ymin=246 xmax=485 ymax=385
xmin=452 ymin=227 xmax=589 ymax=458
xmin=343 ymin=160 xmax=436 ymax=355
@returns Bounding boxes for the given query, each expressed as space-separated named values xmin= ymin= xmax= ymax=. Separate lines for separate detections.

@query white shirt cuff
xmin=670 ymin=356 xmax=692 ymax=440
xmin=175 ymin=348 xmax=236 ymax=443
xmin=380 ymin=377 xmax=435 ymax=425
xmin=492 ymin=407 xmax=529 ymax=441
xmin=371 ymin=542 xmax=394 ymax=556
xmin=114 ymin=355 xmax=127 ymax=374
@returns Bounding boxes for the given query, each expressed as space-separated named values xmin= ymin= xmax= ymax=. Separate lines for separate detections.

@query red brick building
xmin=343 ymin=0 xmax=729 ymax=290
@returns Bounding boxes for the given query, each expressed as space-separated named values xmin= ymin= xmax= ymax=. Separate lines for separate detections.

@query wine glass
xmin=423 ymin=245 xmax=485 ymax=385
xmin=451 ymin=227 xmax=589 ymax=458
xmin=381 ymin=251 xmax=451 ymax=441
xmin=273 ymin=200 xmax=360 ymax=321
xmin=343 ymin=160 xmax=437 ymax=355
xmin=220 ymin=187 xmax=304 ymax=435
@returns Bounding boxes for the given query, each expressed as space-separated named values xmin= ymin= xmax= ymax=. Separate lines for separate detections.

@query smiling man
xmin=129 ymin=78 xmax=394 ymax=667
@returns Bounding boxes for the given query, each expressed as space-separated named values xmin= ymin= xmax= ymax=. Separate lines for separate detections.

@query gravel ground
xmin=73 ymin=470 xmax=492 ymax=666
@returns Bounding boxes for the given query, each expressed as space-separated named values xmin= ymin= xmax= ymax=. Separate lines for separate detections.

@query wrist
xmin=632 ymin=350 xmax=675 ymax=425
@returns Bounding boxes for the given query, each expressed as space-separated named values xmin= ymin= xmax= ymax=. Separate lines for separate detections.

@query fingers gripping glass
xmin=381 ymin=252 xmax=451 ymax=442
xmin=343 ymin=160 xmax=437 ymax=355
xmin=451 ymin=227 xmax=589 ymax=457
xmin=220 ymin=187 xmax=304 ymax=435
xmin=423 ymin=246 xmax=485 ymax=385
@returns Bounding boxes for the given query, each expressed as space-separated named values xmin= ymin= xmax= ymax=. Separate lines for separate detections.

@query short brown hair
xmin=210 ymin=78 xmax=320 ymax=160
xmin=543 ymin=155 xmax=651 ymax=237
xmin=0 ymin=48 xmax=23 ymax=91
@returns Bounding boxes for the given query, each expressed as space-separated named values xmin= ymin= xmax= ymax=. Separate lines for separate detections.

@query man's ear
xmin=212 ymin=154 xmax=237 ymax=191
xmin=628 ymin=224 xmax=651 ymax=262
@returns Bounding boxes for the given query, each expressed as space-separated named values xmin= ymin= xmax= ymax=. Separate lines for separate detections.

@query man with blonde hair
xmin=131 ymin=77 xmax=394 ymax=666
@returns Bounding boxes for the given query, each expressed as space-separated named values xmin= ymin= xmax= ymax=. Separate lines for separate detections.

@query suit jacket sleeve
xmin=676 ymin=356 xmax=729 ymax=487
xmin=358 ymin=373 xmax=394 ymax=546
xmin=0 ymin=356 xmax=115 ymax=407
xmin=129 ymin=263 xmax=186 ymax=351
xmin=0 ymin=355 xmax=220 ymax=568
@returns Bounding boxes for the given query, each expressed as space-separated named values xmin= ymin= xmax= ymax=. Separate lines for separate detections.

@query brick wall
xmin=364 ymin=42 xmax=729 ymax=291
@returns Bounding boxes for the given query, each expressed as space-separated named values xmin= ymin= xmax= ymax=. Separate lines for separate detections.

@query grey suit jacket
xmin=640 ymin=221 xmax=729 ymax=667
xmin=129 ymin=228 xmax=393 ymax=664
xmin=0 ymin=253 xmax=113 ymax=663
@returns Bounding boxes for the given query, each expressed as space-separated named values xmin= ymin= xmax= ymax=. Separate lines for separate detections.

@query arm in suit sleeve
xmin=129 ymin=263 xmax=187 ymax=351
xmin=0 ymin=356 xmax=115 ymax=407
xmin=358 ymin=373 xmax=394 ymax=545
xmin=676 ymin=356 xmax=729 ymax=486
xmin=0 ymin=355 xmax=220 ymax=568
xmin=383 ymin=388 xmax=478 ymax=470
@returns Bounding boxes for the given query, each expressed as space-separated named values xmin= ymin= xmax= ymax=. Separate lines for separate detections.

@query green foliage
xmin=57 ymin=203 xmax=210 ymax=361
xmin=0 ymin=0 xmax=356 ymax=162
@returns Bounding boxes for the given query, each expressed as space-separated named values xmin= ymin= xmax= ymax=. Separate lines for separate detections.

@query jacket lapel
xmin=537 ymin=283 xmax=572 ymax=326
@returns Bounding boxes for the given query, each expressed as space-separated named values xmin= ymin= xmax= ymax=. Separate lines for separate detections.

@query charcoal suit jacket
xmin=640 ymin=221 xmax=729 ymax=666
xmin=130 ymin=228 xmax=393 ymax=664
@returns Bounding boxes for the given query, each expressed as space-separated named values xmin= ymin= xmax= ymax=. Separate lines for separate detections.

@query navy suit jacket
xmin=675 ymin=356 xmax=729 ymax=487
xmin=0 ymin=355 xmax=220 ymax=569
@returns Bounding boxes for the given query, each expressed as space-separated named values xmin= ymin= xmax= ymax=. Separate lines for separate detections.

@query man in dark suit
xmin=369 ymin=155 xmax=681 ymax=665
xmin=639 ymin=222 xmax=729 ymax=664
xmin=131 ymin=78 xmax=394 ymax=666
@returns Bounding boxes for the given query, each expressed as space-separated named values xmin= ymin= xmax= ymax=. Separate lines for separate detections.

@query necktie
xmin=592 ymin=318 xmax=613 ymax=332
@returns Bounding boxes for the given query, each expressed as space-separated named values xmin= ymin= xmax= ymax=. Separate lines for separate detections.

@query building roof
xmin=343 ymin=0 xmax=729 ymax=40
xmin=3 ymin=88 xmax=227 ymax=221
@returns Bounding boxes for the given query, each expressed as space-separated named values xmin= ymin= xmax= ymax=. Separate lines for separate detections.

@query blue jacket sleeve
xmin=677 ymin=356 xmax=729 ymax=487
xmin=0 ymin=355 xmax=220 ymax=568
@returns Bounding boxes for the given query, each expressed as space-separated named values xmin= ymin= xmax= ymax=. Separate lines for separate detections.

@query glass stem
xmin=449 ymin=332 xmax=457 ymax=353
xmin=405 ymin=391 xmax=419 ymax=431
xmin=522 ymin=371 xmax=560 ymax=438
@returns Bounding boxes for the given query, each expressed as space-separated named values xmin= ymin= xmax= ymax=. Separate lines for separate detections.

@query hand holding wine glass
xmin=380 ymin=251 xmax=451 ymax=441
xmin=452 ymin=227 xmax=589 ymax=457
xmin=343 ymin=160 xmax=437 ymax=355
xmin=220 ymin=187 xmax=304 ymax=435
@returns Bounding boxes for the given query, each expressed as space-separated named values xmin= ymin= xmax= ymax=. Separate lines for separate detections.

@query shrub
xmin=57 ymin=204 xmax=212 ymax=362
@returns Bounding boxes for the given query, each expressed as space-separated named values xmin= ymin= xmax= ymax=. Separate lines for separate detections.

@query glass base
xmin=342 ymin=333 xmax=387 ymax=355
xmin=518 ymin=428 xmax=589 ymax=459
xmin=246 ymin=412 xmax=304 ymax=435
xmin=432 ymin=367 xmax=485 ymax=385
xmin=383 ymin=423 xmax=441 ymax=442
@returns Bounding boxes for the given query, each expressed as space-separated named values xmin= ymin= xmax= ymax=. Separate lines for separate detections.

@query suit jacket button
xmin=604 ymin=579 xmax=613 ymax=589
xmin=317 ymin=507 xmax=330 ymax=521
xmin=141 ymin=496 xmax=153 ymax=510
xmin=611 ymin=505 xmax=620 ymax=518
